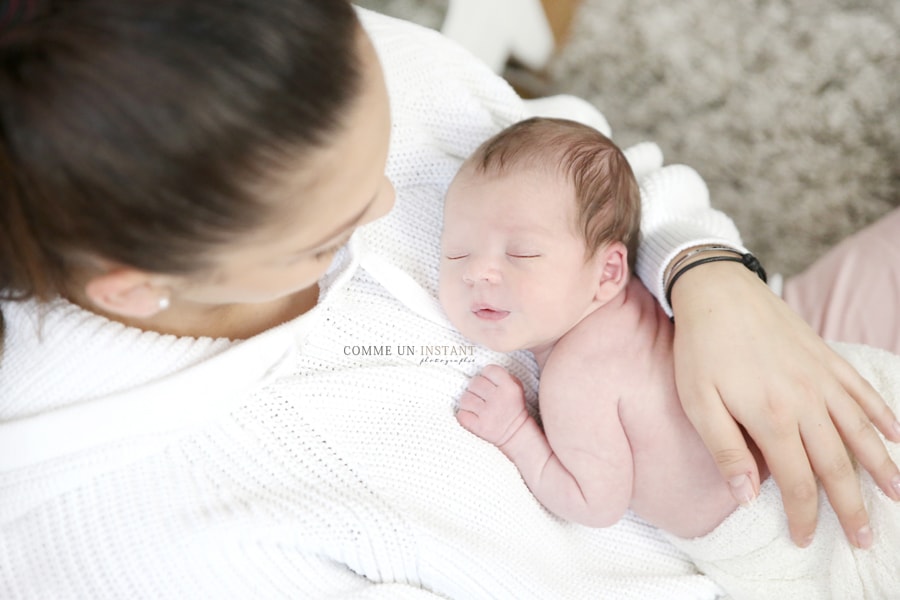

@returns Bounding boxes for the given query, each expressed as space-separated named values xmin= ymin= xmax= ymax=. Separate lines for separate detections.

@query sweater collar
xmin=0 ymin=236 xmax=362 ymax=469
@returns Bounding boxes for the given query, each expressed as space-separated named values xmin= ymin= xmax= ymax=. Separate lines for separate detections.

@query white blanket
xmin=668 ymin=342 xmax=900 ymax=599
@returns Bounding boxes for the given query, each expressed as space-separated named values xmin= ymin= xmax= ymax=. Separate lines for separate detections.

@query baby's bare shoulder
xmin=563 ymin=296 xmax=657 ymax=359
xmin=543 ymin=282 xmax=665 ymax=394
xmin=543 ymin=323 xmax=649 ymax=400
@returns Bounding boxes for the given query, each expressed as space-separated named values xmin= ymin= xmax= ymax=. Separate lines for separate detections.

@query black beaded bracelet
xmin=664 ymin=252 xmax=768 ymax=310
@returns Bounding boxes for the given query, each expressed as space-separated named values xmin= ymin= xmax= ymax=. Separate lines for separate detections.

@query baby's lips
xmin=472 ymin=306 xmax=510 ymax=321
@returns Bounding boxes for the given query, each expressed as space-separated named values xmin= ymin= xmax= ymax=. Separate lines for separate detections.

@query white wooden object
xmin=441 ymin=0 xmax=555 ymax=73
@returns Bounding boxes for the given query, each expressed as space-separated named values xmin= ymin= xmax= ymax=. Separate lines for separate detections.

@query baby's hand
xmin=456 ymin=364 xmax=529 ymax=447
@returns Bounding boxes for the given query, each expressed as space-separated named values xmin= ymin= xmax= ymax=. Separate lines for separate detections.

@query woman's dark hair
xmin=0 ymin=0 xmax=362 ymax=340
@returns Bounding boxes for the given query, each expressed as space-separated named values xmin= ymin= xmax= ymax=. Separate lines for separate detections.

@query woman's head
xmin=1 ymin=0 xmax=394 ymax=327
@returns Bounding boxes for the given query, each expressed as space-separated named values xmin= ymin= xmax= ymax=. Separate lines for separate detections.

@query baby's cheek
xmin=438 ymin=281 xmax=461 ymax=326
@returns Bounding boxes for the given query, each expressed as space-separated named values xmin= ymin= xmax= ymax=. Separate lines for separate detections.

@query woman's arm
xmin=668 ymin=261 xmax=900 ymax=548
xmin=636 ymin=162 xmax=900 ymax=548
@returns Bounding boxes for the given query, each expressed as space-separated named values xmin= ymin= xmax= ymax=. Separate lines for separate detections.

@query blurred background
xmin=357 ymin=0 xmax=900 ymax=277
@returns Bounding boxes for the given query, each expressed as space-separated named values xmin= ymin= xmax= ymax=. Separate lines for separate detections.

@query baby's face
xmin=439 ymin=167 xmax=604 ymax=355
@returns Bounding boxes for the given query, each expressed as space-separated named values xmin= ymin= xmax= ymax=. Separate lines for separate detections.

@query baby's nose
xmin=463 ymin=256 xmax=502 ymax=284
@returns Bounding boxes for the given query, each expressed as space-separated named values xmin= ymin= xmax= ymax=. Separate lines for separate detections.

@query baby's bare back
xmin=541 ymin=279 xmax=751 ymax=538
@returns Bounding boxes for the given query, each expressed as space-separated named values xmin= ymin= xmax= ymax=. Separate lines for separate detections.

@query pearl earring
xmin=158 ymin=296 xmax=171 ymax=311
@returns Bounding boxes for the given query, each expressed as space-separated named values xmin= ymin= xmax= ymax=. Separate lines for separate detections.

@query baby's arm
xmin=456 ymin=365 xmax=633 ymax=527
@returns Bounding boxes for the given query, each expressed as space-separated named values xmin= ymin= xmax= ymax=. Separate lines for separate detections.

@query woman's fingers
xmin=682 ymin=374 xmax=820 ymax=546
xmin=797 ymin=403 xmax=870 ymax=548
xmin=817 ymin=357 xmax=900 ymax=502
xmin=756 ymin=429 xmax=821 ymax=547
xmin=829 ymin=349 xmax=900 ymax=444
xmin=678 ymin=385 xmax=761 ymax=505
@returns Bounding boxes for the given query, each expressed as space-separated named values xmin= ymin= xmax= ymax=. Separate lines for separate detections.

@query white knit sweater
xmin=0 ymin=9 xmax=746 ymax=599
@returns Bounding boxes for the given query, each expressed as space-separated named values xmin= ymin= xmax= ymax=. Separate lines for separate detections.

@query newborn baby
xmin=439 ymin=117 xmax=900 ymax=599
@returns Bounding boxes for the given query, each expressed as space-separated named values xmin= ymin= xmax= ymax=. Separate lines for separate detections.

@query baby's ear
xmin=593 ymin=241 xmax=629 ymax=304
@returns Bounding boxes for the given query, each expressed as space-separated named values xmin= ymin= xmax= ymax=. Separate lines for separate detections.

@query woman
xmin=1 ymin=1 xmax=897 ymax=597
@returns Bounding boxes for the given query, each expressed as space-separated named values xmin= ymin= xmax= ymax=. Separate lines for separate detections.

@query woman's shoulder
xmin=0 ymin=297 xmax=233 ymax=420
xmin=358 ymin=6 xmax=526 ymax=144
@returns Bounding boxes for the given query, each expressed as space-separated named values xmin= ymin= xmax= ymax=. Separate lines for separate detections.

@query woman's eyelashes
xmin=279 ymin=235 xmax=351 ymax=266
xmin=313 ymin=232 xmax=355 ymax=261
xmin=315 ymin=241 xmax=344 ymax=260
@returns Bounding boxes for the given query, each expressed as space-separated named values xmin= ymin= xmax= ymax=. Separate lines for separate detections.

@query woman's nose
xmin=375 ymin=176 xmax=396 ymax=216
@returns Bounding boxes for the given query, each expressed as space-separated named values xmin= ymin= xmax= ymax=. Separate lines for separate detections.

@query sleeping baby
xmin=439 ymin=116 xmax=900 ymax=599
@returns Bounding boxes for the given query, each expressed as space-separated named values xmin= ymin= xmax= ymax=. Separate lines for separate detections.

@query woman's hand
xmin=670 ymin=260 xmax=900 ymax=549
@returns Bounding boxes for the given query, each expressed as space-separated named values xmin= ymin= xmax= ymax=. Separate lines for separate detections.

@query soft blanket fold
xmin=668 ymin=342 xmax=900 ymax=600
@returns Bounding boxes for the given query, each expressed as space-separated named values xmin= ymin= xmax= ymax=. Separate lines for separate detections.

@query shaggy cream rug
xmin=358 ymin=0 xmax=899 ymax=276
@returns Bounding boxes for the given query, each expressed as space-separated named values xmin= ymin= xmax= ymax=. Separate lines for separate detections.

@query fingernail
xmin=798 ymin=534 xmax=814 ymax=548
xmin=893 ymin=421 xmax=900 ymax=440
xmin=891 ymin=475 xmax=900 ymax=501
xmin=855 ymin=524 xmax=873 ymax=550
xmin=728 ymin=474 xmax=755 ymax=505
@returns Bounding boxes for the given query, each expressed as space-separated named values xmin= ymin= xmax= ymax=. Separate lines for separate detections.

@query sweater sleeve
xmin=633 ymin=162 xmax=747 ymax=316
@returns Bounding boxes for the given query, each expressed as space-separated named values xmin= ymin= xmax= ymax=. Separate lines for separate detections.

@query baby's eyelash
xmin=507 ymin=253 xmax=540 ymax=259
xmin=445 ymin=254 xmax=469 ymax=260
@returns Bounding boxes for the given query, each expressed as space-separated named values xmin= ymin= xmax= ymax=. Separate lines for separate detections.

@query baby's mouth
xmin=472 ymin=305 xmax=510 ymax=321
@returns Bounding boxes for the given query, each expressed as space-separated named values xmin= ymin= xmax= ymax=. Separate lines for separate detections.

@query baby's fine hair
xmin=0 ymin=0 xmax=360 ymax=330
xmin=467 ymin=117 xmax=641 ymax=271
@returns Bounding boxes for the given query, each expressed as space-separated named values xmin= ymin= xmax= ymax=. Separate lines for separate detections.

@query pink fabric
xmin=784 ymin=207 xmax=900 ymax=355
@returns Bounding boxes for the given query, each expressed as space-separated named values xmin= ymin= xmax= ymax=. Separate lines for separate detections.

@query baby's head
xmin=439 ymin=117 xmax=641 ymax=355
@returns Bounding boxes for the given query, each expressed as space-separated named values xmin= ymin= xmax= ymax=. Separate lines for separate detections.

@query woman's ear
xmin=84 ymin=267 xmax=171 ymax=319
xmin=592 ymin=241 xmax=629 ymax=305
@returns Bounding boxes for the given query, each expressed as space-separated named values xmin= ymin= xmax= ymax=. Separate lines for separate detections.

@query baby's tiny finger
xmin=467 ymin=375 xmax=498 ymax=400
xmin=455 ymin=408 xmax=480 ymax=432
xmin=457 ymin=390 xmax=485 ymax=412
xmin=479 ymin=364 xmax=516 ymax=386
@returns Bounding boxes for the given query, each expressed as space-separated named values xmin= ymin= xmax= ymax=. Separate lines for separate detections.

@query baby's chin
xmin=456 ymin=326 xmax=524 ymax=354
